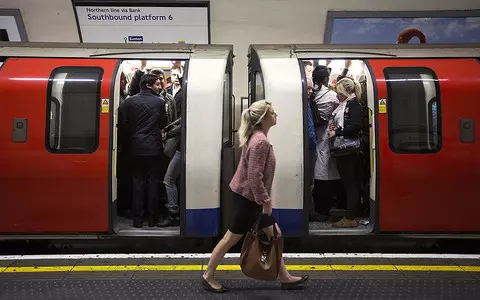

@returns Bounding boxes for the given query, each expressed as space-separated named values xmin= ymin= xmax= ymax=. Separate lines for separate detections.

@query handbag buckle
xmin=261 ymin=252 xmax=267 ymax=263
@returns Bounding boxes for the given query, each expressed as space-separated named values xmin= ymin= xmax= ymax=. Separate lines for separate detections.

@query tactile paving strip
xmin=1 ymin=279 xmax=479 ymax=300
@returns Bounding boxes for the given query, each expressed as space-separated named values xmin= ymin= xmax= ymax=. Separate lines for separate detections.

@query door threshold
xmin=114 ymin=216 xmax=180 ymax=237
xmin=114 ymin=227 xmax=180 ymax=237
xmin=309 ymin=221 xmax=371 ymax=236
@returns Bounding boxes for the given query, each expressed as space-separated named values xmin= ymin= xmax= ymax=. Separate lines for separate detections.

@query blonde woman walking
xmin=202 ymin=100 xmax=309 ymax=293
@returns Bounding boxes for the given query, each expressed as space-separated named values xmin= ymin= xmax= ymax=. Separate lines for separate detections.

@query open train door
xmin=368 ymin=58 xmax=480 ymax=232
xmin=219 ymin=52 xmax=236 ymax=234
xmin=0 ymin=56 xmax=119 ymax=233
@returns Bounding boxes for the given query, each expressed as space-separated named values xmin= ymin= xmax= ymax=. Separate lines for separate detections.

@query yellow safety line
xmin=74 ymin=266 xmax=141 ymax=272
xmin=3 ymin=265 xmax=480 ymax=273
xmin=331 ymin=265 xmax=397 ymax=271
xmin=0 ymin=267 xmax=6 ymax=272
xmin=395 ymin=265 xmax=463 ymax=272
xmin=4 ymin=266 xmax=73 ymax=273
xmin=139 ymin=265 xmax=204 ymax=271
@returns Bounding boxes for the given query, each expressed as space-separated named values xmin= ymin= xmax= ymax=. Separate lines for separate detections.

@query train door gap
xmin=302 ymin=59 xmax=373 ymax=236
xmin=112 ymin=59 xmax=186 ymax=237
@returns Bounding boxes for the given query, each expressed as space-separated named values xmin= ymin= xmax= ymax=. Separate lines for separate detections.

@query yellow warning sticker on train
xmin=102 ymin=99 xmax=109 ymax=113
xmin=379 ymin=99 xmax=386 ymax=113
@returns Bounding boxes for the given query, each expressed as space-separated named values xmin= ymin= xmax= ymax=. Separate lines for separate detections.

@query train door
xmin=248 ymin=46 xmax=377 ymax=236
xmin=220 ymin=55 xmax=235 ymax=234
xmin=185 ymin=50 xmax=234 ymax=237
xmin=247 ymin=47 xmax=305 ymax=236
xmin=368 ymin=58 xmax=480 ymax=232
xmin=112 ymin=59 xmax=189 ymax=237
xmin=300 ymin=58 xmax=374 ymax=235
xmin=0 ymin=58 xmax=118 ymax=233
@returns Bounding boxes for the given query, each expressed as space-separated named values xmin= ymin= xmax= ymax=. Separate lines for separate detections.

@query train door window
xmin=384 ymin=67 xmax=441 ymax=154
xmin=222 ymin=71 xmax=232 ymax=144
xmin=46 ymin=66 xmax=103 ymax=153
xmin=254 ymin=71 xmax=265 ymax=102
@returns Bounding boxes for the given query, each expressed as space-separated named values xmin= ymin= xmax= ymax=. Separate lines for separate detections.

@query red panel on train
xmin=369 ymin=58 xmax=480 ymax=232
xmin=0 ymin=58 xmax=118 ymax=233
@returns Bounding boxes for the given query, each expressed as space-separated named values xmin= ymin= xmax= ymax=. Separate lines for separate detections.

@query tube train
xmin=0 ymin=42 xmax=479 ymax=241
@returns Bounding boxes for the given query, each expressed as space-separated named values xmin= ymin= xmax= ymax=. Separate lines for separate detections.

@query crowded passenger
xmin=158 ymin=116 xmax=182 ymax=227
xmin=119 ymin=72 xmax=127 ymax=105
xmin=303 ymin=60 xmax=313 ymax=79
xmin=306 ymin=75 xmax=317 ymax=216
xmin=117 ymin=72 xmax=133 ymax=218
xmin=329 ymin=77 xmax=363 ymax=228
xmin=357 ymin=74 xmax=370 ymax=217
xmin=310 ymin=65 xmax=342 ymax=222
xmin=127 ymin=60 xmax=147 ymax=97
xmin=118 ymin=73 xmax=168 ymax=228
xmin=158 ymin=66 xmax=185 ymax=227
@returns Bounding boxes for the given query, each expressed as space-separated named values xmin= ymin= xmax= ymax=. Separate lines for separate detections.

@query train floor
xmin=1 ymin=253 xmax=479 ymax=299
xmin=114 ymin=216 xmax=180 ymax=236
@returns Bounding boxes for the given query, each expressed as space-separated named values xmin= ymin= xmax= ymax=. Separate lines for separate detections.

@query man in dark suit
xmin=118 ymin=73 xmax=167 ymax=228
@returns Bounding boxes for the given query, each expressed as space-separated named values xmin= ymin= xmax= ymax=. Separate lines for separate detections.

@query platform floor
xmin=1 ymin=254 xmax=479 ymax=299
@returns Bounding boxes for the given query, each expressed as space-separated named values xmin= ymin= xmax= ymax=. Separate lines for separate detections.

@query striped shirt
xmin=229 ymin=130 xmax=276 ymax=205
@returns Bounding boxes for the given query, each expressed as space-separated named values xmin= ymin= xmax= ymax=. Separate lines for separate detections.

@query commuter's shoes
xmin=148 ymin=216 xmax=157 ymax=227
xmin=156 ymin=213 xmax=179 ymax=227
xmin=281 ymin=275 xmax=309 ymax=290
xmin=332 ymin=217 xmax=358 ymax=228
xmin=133 ymin=219 xmax=143 ymax=228
xmin=201 ymin=277 xmax=229 ymax=293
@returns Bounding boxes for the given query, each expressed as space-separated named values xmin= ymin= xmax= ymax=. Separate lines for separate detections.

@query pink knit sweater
xmin=229 ymin=130 xmax=276 ymax=205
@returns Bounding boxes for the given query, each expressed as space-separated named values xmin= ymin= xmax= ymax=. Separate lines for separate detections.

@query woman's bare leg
xmin=203 ymin=230 xmax=243 ymax=289
xmin=262 ymin=223 xmax=302 ymax=283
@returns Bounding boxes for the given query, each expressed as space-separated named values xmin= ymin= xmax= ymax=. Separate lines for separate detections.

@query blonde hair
xmin=336 ymin=77 xmax=362 ymax=100
xmin=238 ymin=100 xmax=272 ymax=147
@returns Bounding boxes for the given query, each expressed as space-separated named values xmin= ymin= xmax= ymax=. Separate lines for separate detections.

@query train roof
xmin=250 ymin=44 xmax=480 ymax=59
xmin=0 ymin=42 xmax=233 ymax=59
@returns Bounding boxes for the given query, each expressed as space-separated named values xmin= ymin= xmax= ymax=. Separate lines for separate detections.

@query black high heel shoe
xmin=281 ymin=275 xmax=309 ymax=290
xmin=201 ymin=277 xmax=229 ymax=293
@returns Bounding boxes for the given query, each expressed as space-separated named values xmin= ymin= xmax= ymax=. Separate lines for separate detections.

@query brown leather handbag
xmin=240 ymin=213 xmax=284 ymax=281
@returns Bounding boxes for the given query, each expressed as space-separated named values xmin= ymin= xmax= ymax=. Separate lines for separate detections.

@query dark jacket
xmin=335 ymin=97 xmax=362 ymax=139
xmin=127 ymin=69 xmax=144 ymax=97
xmin=119 ymin=89 xmax=167 ymax=156
xmin=173 ymin=87 xmax=183 ymax=120
xmin=164 ymin=117 xmax=182 ymax=153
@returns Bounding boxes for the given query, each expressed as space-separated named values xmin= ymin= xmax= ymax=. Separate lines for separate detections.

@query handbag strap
xmin=251 ymin=212 xmax=280 ymax=239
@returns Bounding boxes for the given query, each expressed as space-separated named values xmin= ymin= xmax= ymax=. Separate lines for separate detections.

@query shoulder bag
xmin=329 ymin=136 xmax=361 ymax=157
xmin=240 ymin=213 xmax=284 ymax=281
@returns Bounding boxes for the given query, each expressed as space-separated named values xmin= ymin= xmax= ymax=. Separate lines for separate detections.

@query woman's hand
xmin=329 ymin=122 xmax=335 ymax=131
xmin=263 ymin=199 xmax=273 ymax=216
xmin=329 ymin=130 xmax=336 ymax=138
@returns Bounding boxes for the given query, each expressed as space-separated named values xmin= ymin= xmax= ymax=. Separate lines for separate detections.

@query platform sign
xmin=73 ymin=3 xmax=209 ymax=44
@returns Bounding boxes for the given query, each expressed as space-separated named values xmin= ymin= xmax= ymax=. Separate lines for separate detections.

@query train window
xmin=46 ymin=67 xmax=103 ymax=153
xmin=384 ymin=67 xmax=441 ymax=154
xmin=222 ymin=71 xmax=232 ymax=144
xmin=254 ymin=71 xmax=265 ymax=102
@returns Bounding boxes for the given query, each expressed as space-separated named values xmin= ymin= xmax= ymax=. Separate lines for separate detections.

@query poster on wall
xmin=324 ymin=11 xmax=480 ymax=44
xmin=73 ymin=1 xmax=210 ymax=44
xmin=0 ymin=9 xmax=28 ymax=42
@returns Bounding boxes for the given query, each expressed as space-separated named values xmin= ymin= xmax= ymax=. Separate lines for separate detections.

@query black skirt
xmin=229 ymin=190 xmax=274 ymax=235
